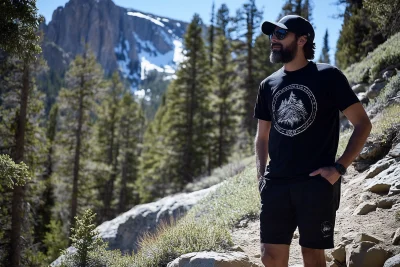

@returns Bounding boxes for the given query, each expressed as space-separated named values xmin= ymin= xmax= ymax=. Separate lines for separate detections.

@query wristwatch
xmin=333 ymin=162 xmax=346 ymax=175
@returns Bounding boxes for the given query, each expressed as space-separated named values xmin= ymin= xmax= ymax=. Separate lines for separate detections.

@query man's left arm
xmin=310 ymin=102 xmax=372 ymax=184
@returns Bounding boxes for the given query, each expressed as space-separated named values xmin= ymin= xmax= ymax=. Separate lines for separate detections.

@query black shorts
xmin=259 ymin=175 xmax=341 ymax=249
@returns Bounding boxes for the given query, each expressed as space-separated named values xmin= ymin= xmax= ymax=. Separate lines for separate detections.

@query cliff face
xmin=41 ymin=0 xmax=189 ymax=88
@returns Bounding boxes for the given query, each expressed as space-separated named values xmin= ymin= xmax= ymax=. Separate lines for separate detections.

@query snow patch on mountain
xmin=127 ymin=11 xmax=165 ymax=27
xmin=133 ymin=33 xmax=184 ymax=80
xmin=114 ymin=39 xmax=137 ymax=81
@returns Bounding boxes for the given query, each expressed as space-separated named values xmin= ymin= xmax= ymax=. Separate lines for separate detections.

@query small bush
xmin=371 ymin=104 xmax=400 ymax=137
xmin=369 ymin=74 xmax=400 ymax=111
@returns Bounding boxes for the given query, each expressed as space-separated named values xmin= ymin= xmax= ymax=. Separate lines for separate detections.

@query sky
xmin=37 ymin=0 xmax=345 ymax=64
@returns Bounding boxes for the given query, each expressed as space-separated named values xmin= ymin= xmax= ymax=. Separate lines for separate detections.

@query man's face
xmin=269 ymin=27 xmax=298 ymax=64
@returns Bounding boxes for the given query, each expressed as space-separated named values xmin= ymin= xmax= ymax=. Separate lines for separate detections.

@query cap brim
xmin=261 ymin=21 xmax=288 ymax=35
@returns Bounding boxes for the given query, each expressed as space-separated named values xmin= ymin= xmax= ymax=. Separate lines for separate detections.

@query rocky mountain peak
xmin=41 ymin=0 xmax=189 ymax=89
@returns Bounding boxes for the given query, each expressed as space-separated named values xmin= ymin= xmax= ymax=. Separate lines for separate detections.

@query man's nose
xmin=270 ymin=33 xmax=279 ymax=42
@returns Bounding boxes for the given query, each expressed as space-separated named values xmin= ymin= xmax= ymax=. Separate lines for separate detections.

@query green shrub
xmin=370 ymin=104 xmax=400 ymax=137
xmin=370 ymin=74 xmax=400 ymax=110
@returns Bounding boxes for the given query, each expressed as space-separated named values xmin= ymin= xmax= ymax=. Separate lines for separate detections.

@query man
xmin=253 ymin=15 xmax=372 ymax=267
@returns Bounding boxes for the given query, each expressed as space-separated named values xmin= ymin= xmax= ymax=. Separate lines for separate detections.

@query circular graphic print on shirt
xmin=272 ymin=84 xmax=317 ymax=137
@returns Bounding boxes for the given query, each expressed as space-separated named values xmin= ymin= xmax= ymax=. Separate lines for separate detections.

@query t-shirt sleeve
xmin=253 ymin=82 xmax=271 ymax=121
xmin=331 ymin=68 xmax=360 ymax=112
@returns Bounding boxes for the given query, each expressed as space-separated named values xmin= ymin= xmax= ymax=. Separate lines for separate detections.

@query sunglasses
xmin=269 ymin=29 xmax=289 ymax=40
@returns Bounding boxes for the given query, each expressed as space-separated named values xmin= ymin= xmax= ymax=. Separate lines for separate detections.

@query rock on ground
xmin=166 ymin=251 xmax=257 ymax=267
xmin=384 ymin=254 xmax=400 ymax=267
xmin=346 ymin=241 xmax=390 ymax=267
xmin=353 ymin=202 xmax=377 ymax=215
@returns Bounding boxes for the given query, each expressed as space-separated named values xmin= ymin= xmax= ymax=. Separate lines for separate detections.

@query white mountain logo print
xmin=272 ymin=84 xmax=317 ymax=137
xmin=277 ymin=91 xmax=308 ymax=127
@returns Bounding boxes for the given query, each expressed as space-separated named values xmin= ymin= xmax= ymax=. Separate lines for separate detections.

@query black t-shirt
xmin=253 ymin=61 xmax=360 ymax=179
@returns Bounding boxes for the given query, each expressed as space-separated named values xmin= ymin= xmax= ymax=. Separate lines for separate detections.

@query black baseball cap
xmin=261 ymin=15 xmax=315 ymax=42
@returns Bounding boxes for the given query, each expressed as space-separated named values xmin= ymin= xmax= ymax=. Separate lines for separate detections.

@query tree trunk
xmin=10 ymin=62 xmax=29 ymax=267
xmin=245 ymin=9 xmax=256 ymax=139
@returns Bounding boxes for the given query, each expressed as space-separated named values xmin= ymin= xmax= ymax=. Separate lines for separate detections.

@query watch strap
xmin=334 ymin=162 xmax=346 ymax=175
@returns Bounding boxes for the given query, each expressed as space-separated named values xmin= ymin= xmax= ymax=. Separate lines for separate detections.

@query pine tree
xmin=92 ymin=72 xmax=124 ymax=222
xmin=278 ymin=0 xmax=294 ymax=18
xmin=136 ymin=14 xmax=211 ymax=201
xmin=0 ymin=54 xmax=47 ymax=267
xmin=170 ymin=13 xmax=211 ymax=187
xmin=278 ymin=0 xmax=313 ymax=23
xmin=33 ymin=103 xmax=58 ymax=252
xmin=60 ymin=209 xmax=106 ymax=267
xmin=318 ymin=29 xmax=330 ymax=63
xmin=135 ymin=95 xmax=171 ymax=202
xmin=53 ymin=47 xmax=105 ymax=237
xmin=0 ymin=155 xmax=30 ymax=264
xmin=231 ymin=0 xmax=263 ymax=153
xmin=295 ymin=0 xmax=302 ymax=15
xmin=118 ymin=93 xmax=143 ymax=212
xmin=215 ymin=4 xmax=230 ymax=38
xmin=0 ymin=0 xmax=43 ymax=58
xmin=302 ymin=0 xmax=312 ymax=21
xmin=208 ymin=34 xmax=240 ymax=169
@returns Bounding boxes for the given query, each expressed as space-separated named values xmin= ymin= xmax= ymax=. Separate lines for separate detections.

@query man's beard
xmin=269 ymin=39 xmax=297 ymax=64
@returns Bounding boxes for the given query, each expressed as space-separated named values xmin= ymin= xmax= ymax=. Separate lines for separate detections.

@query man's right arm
xmin=255 ymin=119 xmax=271 ymax=182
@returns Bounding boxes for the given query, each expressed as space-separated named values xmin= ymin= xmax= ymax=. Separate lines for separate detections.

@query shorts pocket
xmin=318 ymin=174 xmax=334 ymax=188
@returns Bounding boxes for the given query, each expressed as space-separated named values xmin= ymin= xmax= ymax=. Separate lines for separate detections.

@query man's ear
xmin=297 ymin=36 xmax=307 ymax=47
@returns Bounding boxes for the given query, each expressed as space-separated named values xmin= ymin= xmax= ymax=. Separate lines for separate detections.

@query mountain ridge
xmin=40 ymin=0 xmax=193 ymax=90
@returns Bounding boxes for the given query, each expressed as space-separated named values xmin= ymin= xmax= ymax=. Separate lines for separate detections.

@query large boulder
xmin=384 ymin=254 xmax=400 ymax=267
xmin=97 ymin=184 xmax=221 ymax=254
xmin=356 ymin=140 xmax=391 ymax=162
xmin=346 ymin=241 xmax=390 ymax=267
xmin=353 ymin=233 xmax=382 ymax=244
xmin=389 ymin=143 xmax=400 ymax=158
xmin=367 ymin=79 xmax=386 ymax=99
xmin=166 ymin=251 xmax=257 ymax=267
xmin=353 ymin=139 xmax=392 ymax=172
xmin=352 ymin=83 xmax=368 ymax=93
xmin=365 ymin=163 xmax=400 ymax=195
xmin=365 ymin=157 xmax=396 ymax=179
